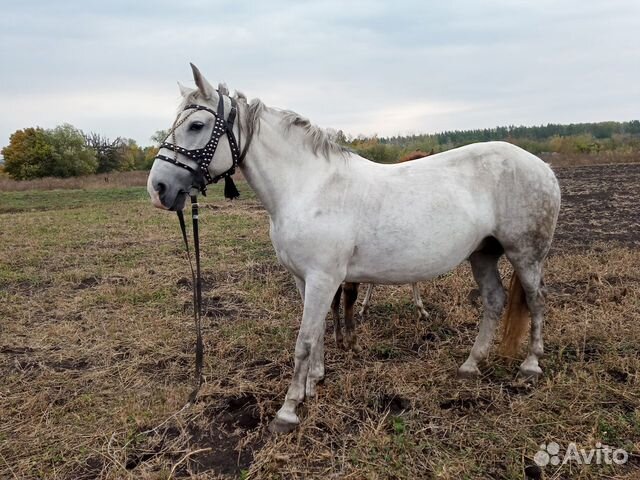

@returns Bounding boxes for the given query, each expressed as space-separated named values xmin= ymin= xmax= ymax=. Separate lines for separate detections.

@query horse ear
xmin=190 ymin=63 xmax=215 ymax=99
xmin=177 ymin=81 xmax=191 ymax=97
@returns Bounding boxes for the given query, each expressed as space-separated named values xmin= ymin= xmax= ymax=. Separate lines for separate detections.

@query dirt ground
xmin=0 ymin=163 xmax=639 ymax=479
xmin=553 ymin=163 xmax=640 ymax=250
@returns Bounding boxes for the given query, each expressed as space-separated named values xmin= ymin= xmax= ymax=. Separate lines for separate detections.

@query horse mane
xmin=237 ymin=94 xmax=348 ymax=159
xmin=279 ymin=111 xmax=349 ymax=158
xmin=241 ymin=96 xmax=266 ymax=153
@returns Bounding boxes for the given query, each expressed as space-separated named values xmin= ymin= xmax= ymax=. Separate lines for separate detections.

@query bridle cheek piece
xmin=155 ymin=91 xmax=243 ymax=199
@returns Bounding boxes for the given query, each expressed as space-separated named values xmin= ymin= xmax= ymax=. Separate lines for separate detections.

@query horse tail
xmin=499 ymin=273 xmax=529 ymax=358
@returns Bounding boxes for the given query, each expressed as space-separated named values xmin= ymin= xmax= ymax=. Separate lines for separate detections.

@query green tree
xmin=334 ymin=129 xmax=349 ymax=146
xmin=1 ymin=124 xmax=97 ymax=179
xmin=47 ymin=124 xmax=97 ymax=177
xmin=1 ymin=127 xmax=56 ymax=180
xmin=151 ymin=130 xmax=169 ymax=146
xmin=349 ymin=136 xmax=401 ymax=163
xmin=142 ymin=146 xmax=159 ymax=170
xmin=117 ymin=139 xmax=146 ymax=171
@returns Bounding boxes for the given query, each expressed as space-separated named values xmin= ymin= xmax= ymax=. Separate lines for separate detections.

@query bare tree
xmin=83 ymin=132 xmax=124 ymax=173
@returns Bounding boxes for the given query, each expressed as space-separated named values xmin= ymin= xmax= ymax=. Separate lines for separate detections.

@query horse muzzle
xmin=147 ymin=173 xmax=189 ymax=211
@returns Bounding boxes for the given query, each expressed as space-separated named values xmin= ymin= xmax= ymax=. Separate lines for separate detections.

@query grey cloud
xmin=1 ymin=0 xmax=639 ymax=147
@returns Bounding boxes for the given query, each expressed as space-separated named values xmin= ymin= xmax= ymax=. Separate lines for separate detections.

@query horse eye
xmin=189 ymin=121 xmax=205 ymax=131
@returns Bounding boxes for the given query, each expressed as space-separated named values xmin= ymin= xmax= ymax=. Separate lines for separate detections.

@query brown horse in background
xmin=399 ymin=149 xmax=434 ymax=162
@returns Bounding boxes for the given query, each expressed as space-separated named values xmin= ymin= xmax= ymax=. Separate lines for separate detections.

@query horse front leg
xmin=269 ymin=273 xmax=341 ymax=433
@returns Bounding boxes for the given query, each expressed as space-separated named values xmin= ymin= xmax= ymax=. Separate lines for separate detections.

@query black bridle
xmin=156 ymin=91 xmax=252 ymax=402
xmin=156 ymin=91 xmax=248 ymax=199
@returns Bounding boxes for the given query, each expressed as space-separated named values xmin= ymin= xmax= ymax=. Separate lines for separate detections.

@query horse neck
xmin=238 ymin=109 xmax=341 ymax=215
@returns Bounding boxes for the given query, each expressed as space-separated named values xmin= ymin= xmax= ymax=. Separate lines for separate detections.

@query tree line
xmin=0 ymin=124 xmax=164 ymax=180
xmin=1 ymin=120 xmax=639 ymax=180
xmin=341 ymin=120 xmax=640 ymax=163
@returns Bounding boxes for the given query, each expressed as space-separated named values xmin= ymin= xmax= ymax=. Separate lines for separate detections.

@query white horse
xmin=147 ymin=65 xmax=561 ymax=434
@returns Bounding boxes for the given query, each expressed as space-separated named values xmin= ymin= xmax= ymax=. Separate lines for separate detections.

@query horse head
xmin=147 ymin=64 xmax=239 ymax=210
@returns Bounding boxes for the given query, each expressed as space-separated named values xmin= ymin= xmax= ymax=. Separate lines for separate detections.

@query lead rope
xmin=176 ymin=195 xmax=204 ymax=404
xmin=168 ymin=95 xmax=253 ymax=405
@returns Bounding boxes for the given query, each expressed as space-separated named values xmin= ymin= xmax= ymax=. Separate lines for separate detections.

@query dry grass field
xmin=0 ymin=171 xmax=150 ymax=193
xmin=1 ymin=163 xmax=639 ymax=479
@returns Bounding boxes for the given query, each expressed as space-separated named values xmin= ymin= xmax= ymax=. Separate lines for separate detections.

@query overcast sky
xmin=1 ymin=0 xmax=639 ymax=148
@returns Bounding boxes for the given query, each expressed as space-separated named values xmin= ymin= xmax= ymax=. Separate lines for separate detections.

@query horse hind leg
xmin=411 ymin=283 xmax=429 ymax=321
xmin=498 ymin=182 xmax=558 ymax=378
xmin=343 ymin=282 xmax=361 ymax=352
xmin=499 ymin=223 xmax=554 ymax=378
xmin=359 ymin=283 xmax=374 ymax=318
xmin=458 ymin=249 xmax=506 ymax=379
xmin=332 ymin=284 xmax=344 ymax=349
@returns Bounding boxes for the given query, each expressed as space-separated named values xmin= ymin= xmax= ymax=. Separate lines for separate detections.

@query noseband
xmin=155 ymin=91 xmax=248 ymax=199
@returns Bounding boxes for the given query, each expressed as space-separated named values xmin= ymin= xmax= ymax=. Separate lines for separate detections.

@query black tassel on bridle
xmin=224 ymin=174 xmax=240 ymax=200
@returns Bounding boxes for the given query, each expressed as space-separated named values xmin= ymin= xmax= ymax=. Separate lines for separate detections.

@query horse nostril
xmin=156 ymin=182 xmax=167 ymax=197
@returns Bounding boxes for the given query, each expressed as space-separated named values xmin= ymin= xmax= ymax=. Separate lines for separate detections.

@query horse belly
xmin=345 ymin=222 xmax=483 ymax=284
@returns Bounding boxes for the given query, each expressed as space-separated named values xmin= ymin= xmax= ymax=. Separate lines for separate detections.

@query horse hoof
xmin=268 ymin=416 xmax=299 ymax=434
xmin=347 ymin=341 xmax=362 ymax=353
xmin=457 ymin=365 xmax=481 ymax=379
xmin=519 ymin=365 xmax=543 ymax=381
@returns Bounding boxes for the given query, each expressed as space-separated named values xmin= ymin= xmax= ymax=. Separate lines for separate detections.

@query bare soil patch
xmin=553 ymin=163 xmax=640 ymax=250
